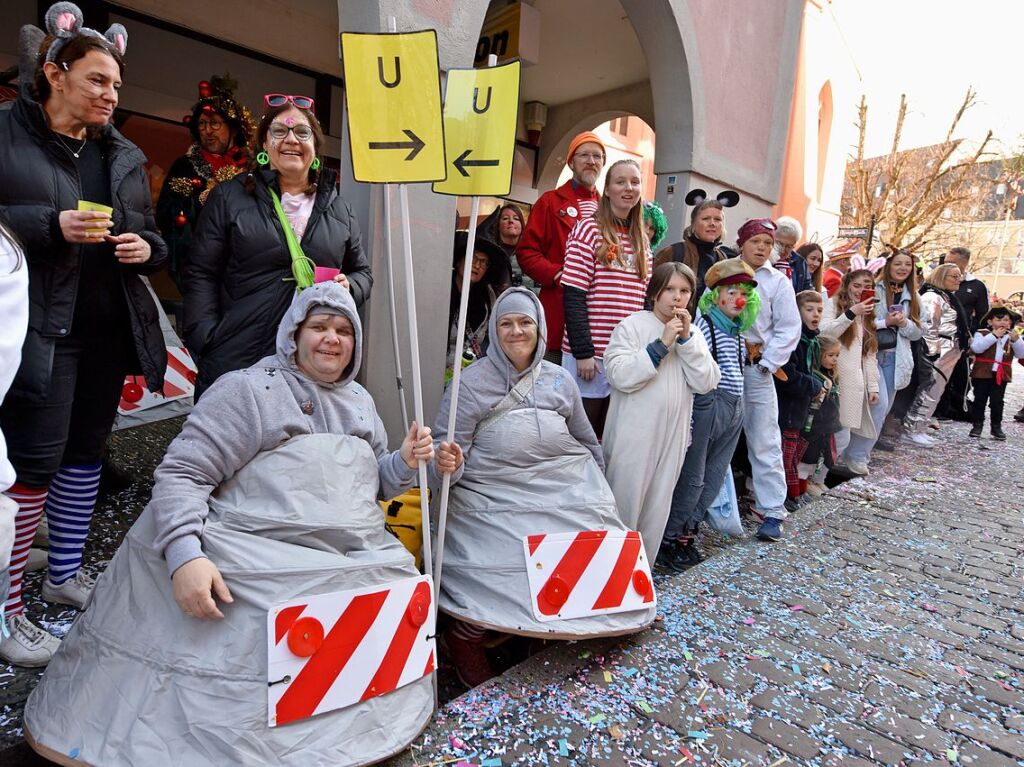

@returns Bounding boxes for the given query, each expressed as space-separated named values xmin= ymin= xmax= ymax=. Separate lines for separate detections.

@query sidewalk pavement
xmin=3 ymin=386 xmax=1024 ymax=766
xmin=387 ymin=388 xmax=1024 ymax=767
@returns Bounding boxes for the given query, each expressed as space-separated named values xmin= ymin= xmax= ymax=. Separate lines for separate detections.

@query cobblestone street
xmin=388 ymin=381 xmax=1024 ymax=767
xmin=3 ymin=384 xmax=1024 ymax=766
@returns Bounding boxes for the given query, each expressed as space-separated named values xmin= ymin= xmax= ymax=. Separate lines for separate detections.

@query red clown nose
xmin=735 ymin=296 xmax=747 ymax=310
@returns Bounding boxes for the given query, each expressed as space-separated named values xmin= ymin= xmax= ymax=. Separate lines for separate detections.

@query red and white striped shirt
xmin=560 ymin=218 xmax=652 ymax=358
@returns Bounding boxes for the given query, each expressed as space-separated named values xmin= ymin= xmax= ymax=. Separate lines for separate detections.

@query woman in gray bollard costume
xmin=431 ymin=287 xmax=655 ymax=687
xmin=25 ymin=282 xmax=444 ymax=767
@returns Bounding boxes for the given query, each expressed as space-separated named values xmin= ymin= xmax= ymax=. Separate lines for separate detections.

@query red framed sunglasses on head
xmin=263 ymin=94 xmax=315 ymax=110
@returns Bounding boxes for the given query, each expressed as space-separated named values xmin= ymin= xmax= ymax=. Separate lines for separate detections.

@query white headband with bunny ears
xmin=850 ymin=255 xmax=885 ymax=275
xmin=42 ymin=2 xmax=128 ymax=64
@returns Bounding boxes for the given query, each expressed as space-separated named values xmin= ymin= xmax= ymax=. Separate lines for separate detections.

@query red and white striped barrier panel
xmin=117 ymin=346 xmax=197 ymax=414
xmin=523 ymin=530 xmax=655 ymax=622
xmin=266 ymin=575 xmax=435 ymax=727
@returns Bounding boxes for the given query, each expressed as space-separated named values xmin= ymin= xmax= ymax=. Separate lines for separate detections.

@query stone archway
xmin=536 ymin=100 xmax=654 ymax=192
xmin=619 ymin=0 xmax=699 ymax=177
xmin=531 ymin=0 xmax=701 ymax=240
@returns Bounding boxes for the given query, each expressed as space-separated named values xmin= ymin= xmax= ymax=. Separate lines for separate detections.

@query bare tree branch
xmin=843 ymin=89 xmax=996 ymax=253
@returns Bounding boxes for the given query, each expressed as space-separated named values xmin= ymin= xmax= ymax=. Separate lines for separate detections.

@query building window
xmin=817 ymin=82 xmax=833 ymax=201
xmin=613 ymin=116 xmax=630 ymax=136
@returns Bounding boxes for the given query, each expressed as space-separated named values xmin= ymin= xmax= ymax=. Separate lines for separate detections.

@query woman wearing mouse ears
xmin=0 ymin=1 xmax=167 ymax=666
xmin=654 ymin=188 xmax=740 ymax=315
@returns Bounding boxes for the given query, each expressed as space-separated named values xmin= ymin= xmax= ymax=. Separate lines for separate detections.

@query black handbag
xmin=876 ymin=327 xmax=898 ymax=351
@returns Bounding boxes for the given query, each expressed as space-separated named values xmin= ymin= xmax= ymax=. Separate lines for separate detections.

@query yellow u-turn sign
xmin=433 ymin=61 xmax=521 ymax=198
xmin=341 ymin=30 xmax=446 ymax=183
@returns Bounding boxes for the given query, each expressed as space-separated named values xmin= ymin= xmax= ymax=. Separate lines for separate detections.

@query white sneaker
xmin=0 ymin=613 xmax=61 ymax=667
xmin=33 ymin=515 xmax=49 ymax=547
xmin=42 ymin=570 xmax=96 ymax=609
xmin=903 ymin=432 xmax=936 ymax=448
xmin=25 ymin=547 xmax=47 ymax=573
xmin=844 ymin=458 xmax=869 ymax=475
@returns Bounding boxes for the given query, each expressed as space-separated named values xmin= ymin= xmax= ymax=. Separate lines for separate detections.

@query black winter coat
xmin=184 ymin=168 xmax=372 ymax=394
xmin=0 ymin=92 xmax=168 ymax=402
xmin=775 ymin=326 xmax=824 ymax=429
xmin=955 ymin=276 xmax=990 ymax=332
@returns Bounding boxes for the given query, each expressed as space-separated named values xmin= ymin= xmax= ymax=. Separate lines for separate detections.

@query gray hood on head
xmin=485 ymin=287 xmax=547 ymax=382
xmin=273 ymin=283 xmax=362 ymax=387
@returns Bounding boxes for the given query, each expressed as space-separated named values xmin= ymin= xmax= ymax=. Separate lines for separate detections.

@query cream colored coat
xmin=603 ymin=311 xmax=720 ymax=556
xmin=822 ymin=299 xmax=881 ymax=438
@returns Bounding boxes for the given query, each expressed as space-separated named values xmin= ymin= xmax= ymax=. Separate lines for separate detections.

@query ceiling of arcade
xmin=515 ymin=0 xmax=650 ymax=108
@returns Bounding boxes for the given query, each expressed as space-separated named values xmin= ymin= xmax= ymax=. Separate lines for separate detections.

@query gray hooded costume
xmin=431 ymin=288 xmax=656 ymax=637
xmin=24 ymin=283 xmax=432 ymax=767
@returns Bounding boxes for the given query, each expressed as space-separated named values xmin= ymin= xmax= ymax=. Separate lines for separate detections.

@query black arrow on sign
xmin=368 ymin=129 xmax=425 ymax=161
xmin=453 ymin=148 xmax=500 ymax=178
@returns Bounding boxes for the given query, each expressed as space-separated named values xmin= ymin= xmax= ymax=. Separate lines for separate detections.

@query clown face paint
xmin=716 ymin=285 xmax=750 ymax=318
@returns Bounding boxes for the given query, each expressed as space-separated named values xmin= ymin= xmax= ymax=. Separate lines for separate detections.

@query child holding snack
xmin=603 ymin=262 xmax=720 ymax=558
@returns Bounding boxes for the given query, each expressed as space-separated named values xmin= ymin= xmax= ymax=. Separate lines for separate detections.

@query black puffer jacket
xmin=184 ymin=168 xmax=372 ymax=394
xmin=775 ymin=326 xmax=824 ymax=429
xmin=0 ymin=92 xmax=168 ymax=402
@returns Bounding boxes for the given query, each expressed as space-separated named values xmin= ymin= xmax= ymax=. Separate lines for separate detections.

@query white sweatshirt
xmin=0 ymin=232 xmax=29 ymax=492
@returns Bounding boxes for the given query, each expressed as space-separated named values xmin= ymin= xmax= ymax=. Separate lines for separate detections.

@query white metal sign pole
xmin=382 ymin=184 xmax=409 ymax=426
xmin=433 ymin=194 xmax=479 ymax=589
xmin=382 ymin=16 xmax=409 ymax=428
xmin=396 ymin=180 xmax=438 ymax=709
xmin=396 ymin=182 xmax=433 ymax=583
xmin=432 ymin=53 xmax=497 ymax=599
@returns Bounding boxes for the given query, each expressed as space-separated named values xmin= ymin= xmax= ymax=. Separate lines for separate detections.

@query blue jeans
xmin=845 ymin=350 xmax=895 ymax=463
xmin=742 ymin=366 xmax=787 ymax=520
xmin=663 ymin=388 xmax=743 ymax=541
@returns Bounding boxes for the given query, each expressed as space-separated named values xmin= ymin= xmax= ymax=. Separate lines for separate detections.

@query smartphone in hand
xmin=860 ymin=289 xmax=877 ymax=304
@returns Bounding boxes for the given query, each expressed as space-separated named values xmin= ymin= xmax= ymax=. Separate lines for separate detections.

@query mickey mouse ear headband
xmin=23 ymin=2 xmax=128 ymax=69
xmin=684 ymin=188 xmax=740 ymax=208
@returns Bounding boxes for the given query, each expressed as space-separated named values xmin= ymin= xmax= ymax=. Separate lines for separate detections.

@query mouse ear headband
xmin=23 ymin=2 xmax=128 ymax=71
xmin=684 ymin=188 xmax=740 ymax=208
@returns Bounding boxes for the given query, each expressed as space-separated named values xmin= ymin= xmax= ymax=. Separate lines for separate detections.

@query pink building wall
xmin=688 ymin=1 xmax=787 ymax=178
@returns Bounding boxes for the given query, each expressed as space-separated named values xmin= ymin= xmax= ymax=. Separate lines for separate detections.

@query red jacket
xmin=517 ymin=180 xmax=600 ymax=351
